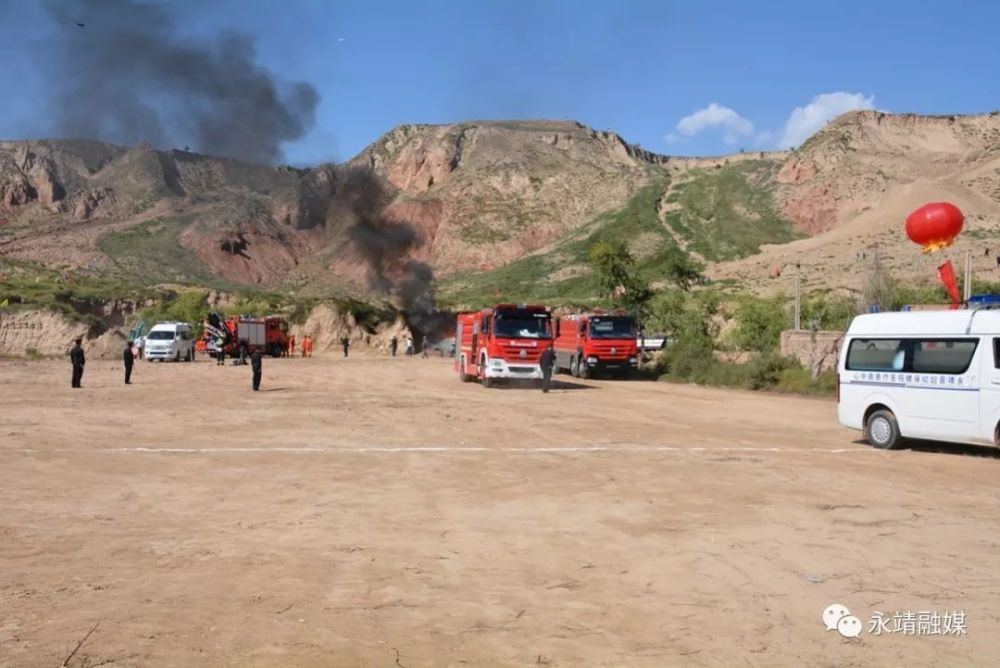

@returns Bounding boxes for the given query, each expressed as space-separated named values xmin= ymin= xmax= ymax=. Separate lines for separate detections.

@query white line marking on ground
xmin=16 ymin=445 xmax=874 ymax=454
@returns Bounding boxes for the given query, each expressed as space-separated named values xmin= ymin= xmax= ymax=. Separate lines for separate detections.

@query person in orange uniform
xmin=302 ymin=335 xmax=313 ymax=358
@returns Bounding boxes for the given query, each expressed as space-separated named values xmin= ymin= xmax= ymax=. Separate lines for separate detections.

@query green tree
xmin=659 ymin=293 xmax=718 ymax=380
xmin=139 ymin=290 xmax=210 ymax=335
xmin=732 ymin=295 xmax=787 ymax=352
xmin=645 ymin=289 xmax=687 ymax=335
xmin=662 ymin=246 xmax=705 ymax=291
xmin=587 ymin=239 xmax=652 ymax=322
xmin=801 ymin=294 xmax=856 ymax=331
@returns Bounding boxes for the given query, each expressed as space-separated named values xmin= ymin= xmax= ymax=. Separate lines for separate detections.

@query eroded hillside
xmin=3 ymin=111 xmax=1000 ymax=306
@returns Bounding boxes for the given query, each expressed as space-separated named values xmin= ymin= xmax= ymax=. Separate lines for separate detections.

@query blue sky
xmin=1 ymin=0 xmax=998 ymax=165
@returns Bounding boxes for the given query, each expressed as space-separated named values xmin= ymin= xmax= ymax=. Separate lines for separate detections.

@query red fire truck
xmin=454 ymin=304 xmax=553 ymax=387
xmin=201 ymin=313 xmax=290 ymax=358
xmin=553 ymin=308 xmax=639 ymax=379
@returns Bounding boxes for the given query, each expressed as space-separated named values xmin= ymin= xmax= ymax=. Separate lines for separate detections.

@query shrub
xmin=800 ymin=294 xmax=856 ymax=331
xmin=139 ymin=290 xmax=210 ymax=335
xmin=732 ymin=296 xmax=787 ymax=352
xmin=776 ymin=367 xmax=838 ymax=395
xmin=743 ymin=352 xmax=796 ymax=389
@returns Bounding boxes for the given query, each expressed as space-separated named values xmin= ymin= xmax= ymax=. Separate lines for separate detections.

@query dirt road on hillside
xmin=2 ymin=354 xmax=1000 ymax=666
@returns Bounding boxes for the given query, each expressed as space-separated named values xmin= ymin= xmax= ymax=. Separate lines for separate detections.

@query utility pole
xmin=964 ymin=250 xmax=973 ymax=302
xmin=794 ymin=262 xmax=801 ymax=331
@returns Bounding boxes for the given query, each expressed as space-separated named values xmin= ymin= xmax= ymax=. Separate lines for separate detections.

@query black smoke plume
xmin=37 ymin=0 xmax=318 ymax=164
xmin=339 ymin=167 xmax=452 ymax=340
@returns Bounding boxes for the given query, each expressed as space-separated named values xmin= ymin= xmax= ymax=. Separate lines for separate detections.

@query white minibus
xmin=838 ymin=309 xmax=1000 ymax=449
xmin=144 ymin=321 xmax=195 ymax=362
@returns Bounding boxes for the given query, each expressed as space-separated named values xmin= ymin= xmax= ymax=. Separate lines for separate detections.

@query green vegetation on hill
xmin=442 ymin=176 xmax=673 ymax=307
xmin=0 ymin=256 xmax=157 ymax=325
xmin=662 ymin=160 xmax=803 ymax=261
xmin=98 ymin=218 xmax=225 ymax=287
xmin=441 ymin=162 xmax=799 ymax=308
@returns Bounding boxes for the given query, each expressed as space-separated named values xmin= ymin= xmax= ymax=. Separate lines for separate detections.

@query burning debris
xmin=38 ymin=0 xmax=318 ymax=165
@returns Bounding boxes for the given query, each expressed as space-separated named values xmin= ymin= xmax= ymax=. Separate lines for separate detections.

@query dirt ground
xmin=2 ymin=353 xmax=1000 ymax=667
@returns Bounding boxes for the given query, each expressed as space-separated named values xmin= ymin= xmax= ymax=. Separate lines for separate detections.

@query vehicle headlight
xmin=629 ymin=357 xmax=637 ymax=364
xmin=490 ymin=359 xmax=504 ymax=368
xmin=587 ymin=356 xmax=597 ymax=364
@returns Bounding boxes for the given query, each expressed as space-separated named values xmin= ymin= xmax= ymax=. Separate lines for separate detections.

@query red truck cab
xmin=553 ymin=309 xmax=638 ymax=379
xmin=454 ymin=304 xmax=553 ymax=387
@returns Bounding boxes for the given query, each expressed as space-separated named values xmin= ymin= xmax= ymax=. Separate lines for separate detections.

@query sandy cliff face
xmin=3 ymin=112 xmax=1000 ymax=297
xmin=774 ymin=111 xmax=1000 ymax=234
xmin=710 ymin=111 xmax=1000 ymax=293
xmin=351 ymin=121 xmax=661 ymax=276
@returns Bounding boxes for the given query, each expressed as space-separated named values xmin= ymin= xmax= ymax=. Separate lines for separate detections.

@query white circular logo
xmin=823 ymin=603 xmax=851 ymax=631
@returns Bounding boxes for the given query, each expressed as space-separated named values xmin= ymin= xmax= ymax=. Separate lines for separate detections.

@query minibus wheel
xmin=865 ymin=409 xmax=901 ymax=450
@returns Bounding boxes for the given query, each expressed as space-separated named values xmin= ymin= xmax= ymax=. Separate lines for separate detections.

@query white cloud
xmin=753 ymin=130 xmax=774 ymax=147
xmin=665 ymin=92 xmax=879 ymax=151
xmin=672 ymin=103 xmax=754 ymax=145
xmin=776 ymin=92 xmax=876 ymax=149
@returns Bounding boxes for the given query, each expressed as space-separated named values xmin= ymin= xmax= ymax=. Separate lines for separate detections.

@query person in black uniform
xmin=123 ymin=340 xmax=135 ymax=384
xmin=390 ymin=336 xmax=398 ymax=357
xmin=251 ymin=349 xmax=262 ymax=391
xmin=539 ymin=344 xmax=556 ymax=393
xmin=69 ymin=337 xmax=86 ymax=388
xmin=341 ymin=336 xmax=350 ymax=358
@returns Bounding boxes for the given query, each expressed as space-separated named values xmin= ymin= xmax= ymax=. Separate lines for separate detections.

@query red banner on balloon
xmin=938 ymin=260 xmax=961 ymax=307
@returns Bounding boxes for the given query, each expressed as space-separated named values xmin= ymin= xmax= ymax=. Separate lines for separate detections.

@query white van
xmin=144 ymin=321 xmax=195 ymax=362
xmin=837 ymin=309 xmax=1000 ymax=449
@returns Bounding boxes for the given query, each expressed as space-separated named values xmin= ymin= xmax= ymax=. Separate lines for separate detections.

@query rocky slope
xmin=711 ymin=110 xmax=1000 ymax=293
xmin=2 ymin=112 xmax=1000 ymax=303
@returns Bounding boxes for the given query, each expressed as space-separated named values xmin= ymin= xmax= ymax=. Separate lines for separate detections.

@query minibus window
xmin=846 ymin=339 xmax=904 ymax=371
xmin=994 ymin=338 xmax=1000 ymax=369
xmin=911 ymin=339 xmax=978 ymax=374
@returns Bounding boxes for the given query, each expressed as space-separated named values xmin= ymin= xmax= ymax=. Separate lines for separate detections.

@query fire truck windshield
xmin=589 ymin=317 xmax=636 ymax=339
xmin=493 ymin=312 xmax=550 ymax=339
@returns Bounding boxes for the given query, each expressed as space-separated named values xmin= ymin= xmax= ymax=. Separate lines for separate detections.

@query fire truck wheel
xmin=578 ymin=358 xmax=589 ymax=380
xmin=570 ymin=356 xmax=580 ymax=378
xmin=482 ymin=374 xmax=494 ymax=388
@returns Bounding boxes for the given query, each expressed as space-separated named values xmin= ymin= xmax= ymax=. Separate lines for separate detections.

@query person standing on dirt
xmin=69 ymin=337 xmax=86 ymax=388
xmin=289 ymin=334 xmax=296 ymax=357
xmin=390 ymin=336 xmax=398 ymax=357
xmin=251 ymin=349 xmax=263 ymax=391
xmin=341 ymin=336 xmax=350 ymax=358
xmin=539 ymin=344 xmax=556 ymax=393
xmin=135 ymin=335 xmax=144 ymax=360
xmin=215 ymin=336 xmax=226 ymax=366
xmin=123 ymin=340 xmax=135 ymax=385
xmin=405 ymin=336 xmax=414 ymax=356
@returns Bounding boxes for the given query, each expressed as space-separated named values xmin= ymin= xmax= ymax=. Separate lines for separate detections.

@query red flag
xmin=937 ymin=260 xmax=961 ymax=306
